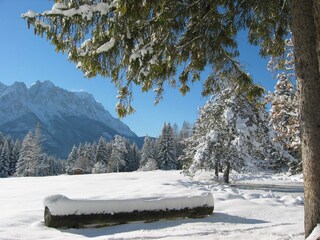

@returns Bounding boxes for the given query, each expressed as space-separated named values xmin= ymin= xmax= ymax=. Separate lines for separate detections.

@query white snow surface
xmin=306 ymin=224 xmax=320 ymax=240
xmin=21 ymin=10 xmax=37 ymax=18
xmin=96 ymin=37 xmax=116 ymax=54
xmin=44 ymin=192 xmax=213 ymax=216
xmin=0 ymin=170 xmax=304 ymax=239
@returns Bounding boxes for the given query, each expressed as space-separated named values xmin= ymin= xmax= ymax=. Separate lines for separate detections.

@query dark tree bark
xmin=215 ymin=161 xmax=219 ymax=180
xmin=291 ymin=0 xmax=320 ymax=237
xmin=223 ymin=161 xmax=230 ymax=184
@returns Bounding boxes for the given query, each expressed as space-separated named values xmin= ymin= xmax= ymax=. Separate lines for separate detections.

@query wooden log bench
xmin=43 ymin=193 xmax=214 ymax=228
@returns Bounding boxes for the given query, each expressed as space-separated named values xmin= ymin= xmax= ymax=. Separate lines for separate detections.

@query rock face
xmin=0 ymin=80 xmax=138 ymax=158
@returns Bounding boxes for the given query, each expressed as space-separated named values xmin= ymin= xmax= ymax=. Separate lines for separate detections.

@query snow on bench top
xmin=44 ymin=192 xmax=214 ymax=216
xmin=42 ymin=170 xmax=215 ymax=216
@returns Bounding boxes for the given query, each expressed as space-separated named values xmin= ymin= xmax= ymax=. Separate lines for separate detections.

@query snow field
xmin=0 ymin=170 xmax=304 ymax=239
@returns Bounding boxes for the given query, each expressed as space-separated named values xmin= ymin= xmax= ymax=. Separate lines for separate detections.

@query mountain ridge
xmin=0 ymin=80 xmax=139 ymax=158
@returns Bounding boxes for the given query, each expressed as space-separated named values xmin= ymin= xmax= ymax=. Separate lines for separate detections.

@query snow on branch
xmin=43 ymin=2 xmax=118 ymax=20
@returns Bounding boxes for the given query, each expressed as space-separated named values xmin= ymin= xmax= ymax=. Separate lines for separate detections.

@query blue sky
xmin=0 ymin=0 xmax=276 ymax=137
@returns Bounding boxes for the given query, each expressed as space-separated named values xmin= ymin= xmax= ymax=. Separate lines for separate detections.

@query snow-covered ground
xmin=0 ymin=170 xmax=304 ymax=239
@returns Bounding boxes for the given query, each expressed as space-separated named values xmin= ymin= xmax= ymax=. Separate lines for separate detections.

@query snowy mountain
xmin=0 ymin=80 xmax=138 ymax=158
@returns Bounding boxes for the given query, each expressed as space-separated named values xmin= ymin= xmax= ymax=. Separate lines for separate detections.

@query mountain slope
xmin=0 ymin=80 xmax=138 ymax=158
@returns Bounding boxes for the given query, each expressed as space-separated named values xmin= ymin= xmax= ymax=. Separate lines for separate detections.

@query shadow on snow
xmin=59 ymin=212 xmax=269 ymax=238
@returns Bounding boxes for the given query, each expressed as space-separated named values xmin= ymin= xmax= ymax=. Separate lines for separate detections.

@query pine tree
xmin=109 ymin=135 xmax=127 ymax=172
xmin=75 ymin=143 xmax=95 ymax=173
xmin=9 ymin=139 xmax=21 ymax=176
xmin=0 ymin=132 xmax=5 ymax=150
xmin=51 ymin=157 xmax=65 ymax=176
xmin=140 ymin=136 xmax=156 ymax=170
xmin=95 ymin=137 xmax=109 ymax=166
xmin=267 ymin=37 xmax=301 ymax=174
xmin=183 ymin=81 xmax=292 ymax=182
xmin=269 ymin=77 xmax=301 ymax=173
xmin=33 ymin=123 xmax=46 ymax=176
xmin=124 ymin=143 xmax=140 ymax=172
xmin=66 ymin=145 xmax=78 ymax=174
xmin=15 ymin=132 xmax=36 ymax=177
xmin=0 ymin=140 xmax=11 ymax=178
xmin=36 ymin=154 xmax=51 ymax=177
xmin=22 ymin=0 xmax=267 ymax=116
xmin=157 ymin=123 xmax=177 ymax=170
xmin=175 ymin=121 xmax=192 ymax=169
xmin=92 ymin=161 xmax=108 ymax=174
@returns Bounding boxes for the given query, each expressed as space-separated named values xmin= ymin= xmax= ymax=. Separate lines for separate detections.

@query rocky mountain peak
xmin=0 ymin=80 xmax=138 ymax=158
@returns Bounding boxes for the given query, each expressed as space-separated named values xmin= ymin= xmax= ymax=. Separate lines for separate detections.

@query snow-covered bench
xmin=44 ymin=193 xmax=214 ymax=228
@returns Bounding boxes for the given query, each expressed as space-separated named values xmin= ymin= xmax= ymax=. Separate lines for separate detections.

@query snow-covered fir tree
xmin=176 ymin=121 xmax=192 ymax=169
xmin=183 ymin=81 xmax=293 ymax=182
xmin=92 ymin=161 xmax=108 ymax=174
xmin=66 ymin=145 xmax=78 ymax=174
xmin=179 ymin=121 xmax=192 ymax=140
xmin=0 ymin=132 xmax=5 ymax=150
xmin=33 ymin=124 xmax=47 ymax=176
xmin=15 ymin=124 xmax=46 ymax=177
xmin=0 ymin=140 xmax=11 ymax=178
xmin=140 ymin=136 xmax=157 ymax=170
xmin=109 ymin=135 xmax=127 ymax=172
xmin=50 ymin=157 xmax=65 ymax=176
xmin=36 ymin=155 xmax=52 ymax=177
xmin=268 ymin=77 xmax=300 ymax=173
xmin=95 ymin=137 xmax=109 ymax=171
xmin=15 ymin=132 xmax=36 ymax=177
xmin=267 ymin=37 xmax=301 ymax=174
xmin=157 ymin=123 xmax=177 ymax=170
xmin=8 ymin=139 xmax=20 ymax=176
xmin=75 ymin=143 xmax=95 ymax=173
xmin=124 ymin=142 xmax=140 ymax=172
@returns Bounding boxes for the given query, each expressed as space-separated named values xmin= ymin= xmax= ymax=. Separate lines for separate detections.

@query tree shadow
xmin=59 ymin=212 xmax=269 ymax=238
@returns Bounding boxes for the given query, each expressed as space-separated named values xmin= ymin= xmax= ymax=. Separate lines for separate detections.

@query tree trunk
xmin=215 ymin=160 xmax=219 ymax=180
xmin=223 ymin=161 xmax=230 ymax=184
xmin=291 ymin=0 xmax=320 ymax=238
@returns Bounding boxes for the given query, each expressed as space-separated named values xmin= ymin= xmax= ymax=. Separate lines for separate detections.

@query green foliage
xmin=23 ymin=0 xmax=291 ymax=116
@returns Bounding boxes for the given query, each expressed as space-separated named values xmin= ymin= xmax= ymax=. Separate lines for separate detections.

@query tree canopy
xmin=21 ymin=0 xmax=291 ymax=116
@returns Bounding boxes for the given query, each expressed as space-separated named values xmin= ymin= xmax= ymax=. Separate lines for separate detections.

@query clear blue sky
xmin=0 ymin=0 xmax=276 ymax=137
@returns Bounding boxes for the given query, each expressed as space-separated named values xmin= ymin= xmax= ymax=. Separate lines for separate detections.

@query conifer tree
xmin=175 ymin=121 xmax=192 ymax=169
xmin=109 ymin=135 xmax=127 ymax=172
xmin=0 ymin=140 xmax=11 ymax=178
xmin=124 ymin=143 xmax=140 ymax=172
xmin=36 ymin=154 xmax=51 ymax=177
xmin=95 ymin=137 xmax=109 ymax=166
xmin=183 ymin=81 xmax=292 ymax=182
xmin=92 ymin=161 xmax=108 ymax=174
xmin=140 ymin=136 xmax=156 ymax=170
xmin=0 ymin=132 xmax=5 ymax=150
xmin=157 ymin=123 xmax=177 ymax=170
xmin=75 ymin=143 xmax=95 ymax=173
xmin=15 ymin=132 xmax=36 ymax=177
xmin=267 ymin=37 xmax=301 ymax=174
xmin=9 ymin=139 xmax=21 ymax=176
xmin=66 ymin=145 xmax=78 ymax=174
xmin=33 ymin=123 xmax=46 ymax=176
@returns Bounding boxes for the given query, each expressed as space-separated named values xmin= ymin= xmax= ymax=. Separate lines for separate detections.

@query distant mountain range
xmin=0 ymin=80 xmax=142 ymax=158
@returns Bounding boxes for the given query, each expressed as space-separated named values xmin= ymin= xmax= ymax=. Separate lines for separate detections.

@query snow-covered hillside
xmin=0 ymin=171 xmax=304 ymax=239
xmin=0 ymin=80 xmax=137 ymax=157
